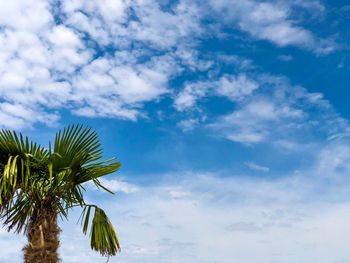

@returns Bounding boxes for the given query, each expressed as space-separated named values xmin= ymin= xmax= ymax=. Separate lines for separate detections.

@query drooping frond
xmin=80 ymin=205 xmax=121 ymax=256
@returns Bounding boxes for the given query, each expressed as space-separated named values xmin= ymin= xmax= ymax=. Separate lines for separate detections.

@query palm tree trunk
xmin=23 ymin=206 xmax=61 ymax=263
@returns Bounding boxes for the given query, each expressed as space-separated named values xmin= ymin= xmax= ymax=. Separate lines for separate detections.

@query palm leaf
xmin=80 ymin=205 xmax=120 ymax=256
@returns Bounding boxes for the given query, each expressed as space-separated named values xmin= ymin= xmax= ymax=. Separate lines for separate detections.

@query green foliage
xmin=0 ymin=125 xmax=121 ymax=256
xmin=80 ymin=205 xmax=121 ymax=256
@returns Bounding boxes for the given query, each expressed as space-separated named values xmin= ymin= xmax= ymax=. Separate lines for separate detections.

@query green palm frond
xmin=77 ymin=161 xmax=121 ymax=184
xmin=53 ymin=124 xmax=102 ymax=166
xmin=0 ymin=129 xmax=48 ymax=159
xmin=3 ymin=194 xmax=34 ymax=233
xmin=0 ymin=125 xmax=122 ymax=257
xmin=80 ymin=204 xmax=121 ymax=256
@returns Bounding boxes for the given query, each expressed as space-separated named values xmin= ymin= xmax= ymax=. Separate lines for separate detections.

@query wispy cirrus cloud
xmin=175 ymin=72 xmax=348 ymax=146
xmin=174 ymin=74 xmax=259 ymax=111
xmin=209 ymin=0 xmax=335 ymax=54
xmin=244 ymin=161 xmax=270 ymax=172
xmin=208 ymin=76 xmax=349 ymax=146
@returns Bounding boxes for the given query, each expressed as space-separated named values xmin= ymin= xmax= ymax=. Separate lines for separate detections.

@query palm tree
xmin=0 ymin=125 xmax=121 ymax=263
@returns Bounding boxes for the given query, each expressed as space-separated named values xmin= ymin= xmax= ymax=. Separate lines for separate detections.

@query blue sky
xmin=1 ymin=0 xmax=350 ymax=262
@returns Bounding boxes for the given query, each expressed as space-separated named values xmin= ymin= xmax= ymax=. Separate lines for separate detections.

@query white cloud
xmin=98 ymin=178 xmax=140 ymax=194
xmin=278 ymin=54 xmax=293 ymax=61
xmin=174 ymin=73 xmax=345 ymax=142
xmin=207 ymin=75 xmax=348 ymax=145
xmin=0 ymin=0 xmax=198 ymax=128
xmin=0 ymin=1 xmax=89 ymax=128
xmin=86 ymin=156 xmax=350 ymax=262
xmin=174 ymin=74 xmax=258 ymax=112
xmin=177 ymin=119 xmax=200 ymax=132
xmin=62 ymin=0 xmax=201 ymax=50
xmin=70 ymin=56 xmax=171 ymax=120
xmin=48 ymin=25 xmax=82 ymax=48
xmin=209 ymin=0 xmax=335 ymax=53
xmin=0 ymin=0 xmax=339 ymax=129
xmin=245 ymin=161 xmax=270 ymax=172
xmin=174 ymin=81 xmax=210 ymax=111
xmin=227 ymin=131 xmax=266 ymax=144
xmin=0 ymin=1 xmax=52 ymax=32
xmin=314 ymin=135 xmax=350 ymax=178
xmin=2 ymin=167 xmax=350 ymax=262
xmin=291 ymin=0 xmax=325 ymax=13
xmin=217 ymin=74 xmax=259 ymax=101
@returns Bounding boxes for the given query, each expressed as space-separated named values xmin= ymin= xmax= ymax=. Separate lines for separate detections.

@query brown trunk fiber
xmin=23 ymin=207 xmax=61 ymax=263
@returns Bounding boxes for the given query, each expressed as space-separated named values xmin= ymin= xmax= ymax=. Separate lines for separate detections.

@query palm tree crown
xmin=0 ymin=125 xmax=121 ymax=262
